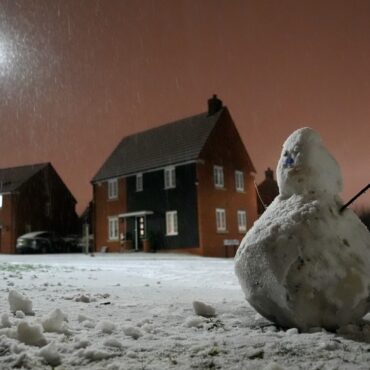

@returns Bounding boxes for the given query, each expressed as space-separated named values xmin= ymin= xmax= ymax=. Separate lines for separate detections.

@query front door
xmin=134 ymin=217 xmax=146 ymax=250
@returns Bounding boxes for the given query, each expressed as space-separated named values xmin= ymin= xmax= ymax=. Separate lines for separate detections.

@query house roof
xmin=0 ymin=163 xmax=49 ymax=193
xmin=92 ymin=109 xmax=224 ymax=182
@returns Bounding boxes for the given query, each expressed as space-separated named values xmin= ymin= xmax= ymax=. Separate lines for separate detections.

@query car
xmin=16 ymin=231 xmax=66 ymax=254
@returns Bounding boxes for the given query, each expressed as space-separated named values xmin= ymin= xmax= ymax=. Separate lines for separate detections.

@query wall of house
xmin=197 ymin=109 xmax=258 ymax=257
xmin=0 ymin=165 xmax=79 ymax=253
xmin=14 ymin=165 xmax=78 ymax=241
xmin=0 ymin=194 xmax=17 ymax=253
xmin=93 ymin=178 xmax=126 ymax=252
xmin=126 ymin=163 xmax=199 ymax=251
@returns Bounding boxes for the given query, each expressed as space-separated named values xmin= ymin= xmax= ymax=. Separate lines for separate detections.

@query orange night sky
xmin=0 ymin=0 xmax=369 ymax=213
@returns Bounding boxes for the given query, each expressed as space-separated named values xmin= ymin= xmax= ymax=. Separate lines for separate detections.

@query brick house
xmin=256 ymin=168 xmax=279 ymax=215
xmin=0 ymin=163 xmax=79 ymax=253
xmin=91 ymin=96 xmax=257 ymax=257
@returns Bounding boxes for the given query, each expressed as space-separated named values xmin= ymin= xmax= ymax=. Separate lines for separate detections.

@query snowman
xmin=235 ymin=127 xmax=370 ymax=331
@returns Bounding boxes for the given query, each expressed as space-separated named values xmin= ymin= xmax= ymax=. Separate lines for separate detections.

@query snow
xmin=276 ymin=127 xmax=342 ymax=197
xmin=235 ymin=127 xmax=370 ymax=331
xmin=0 ymin=253 xmax=370 ymax=369
xmin=192 ymin=300 xmax=216 ymax=317
xmin=17 ymin=321 xmax=47 ymax=347
xmin=8 ymin=290 xmax=34 ymax=315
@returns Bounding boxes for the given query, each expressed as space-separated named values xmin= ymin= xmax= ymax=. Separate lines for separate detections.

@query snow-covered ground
xmin=1 ymin=253 xmax=370 ymax=370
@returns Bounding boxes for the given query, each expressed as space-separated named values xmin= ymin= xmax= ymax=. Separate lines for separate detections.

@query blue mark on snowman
xmin=283 ymin=151 xmax=294 ymax=168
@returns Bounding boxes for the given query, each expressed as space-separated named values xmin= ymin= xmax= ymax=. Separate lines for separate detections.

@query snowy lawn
xmin=0 ymin=253 xmax=370 ymax=369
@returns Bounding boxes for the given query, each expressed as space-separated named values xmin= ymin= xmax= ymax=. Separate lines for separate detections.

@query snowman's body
xmin=235 ymin=128 xmax=370 ymax=331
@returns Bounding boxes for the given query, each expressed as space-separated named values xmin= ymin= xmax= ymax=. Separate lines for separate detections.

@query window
xmin=108 ymin=217 xmax=119 ymax=240
xmin=0 ymin=194 xmax=2 ymax=208
xmin=164 ymin=166 xmax=176 ymax=189
xmin=139 ymin=217 xmax=145 ymax=238
xmin=237 ymin=210 xmax=247 ymax=233
xmin=166 ymin=211 xmax=178 ymax=235
xmin=216 ymin=208 xmax=227 ymax=232
xmin=213 ymin=166 xmax=224 ymax=188
xmin=235 ymin=170 xmax=244 ymax=192
xmin=136 ymin=173 xmax=143 ymax=192
xmin=108 ymin=179 xmax=118 ymax=199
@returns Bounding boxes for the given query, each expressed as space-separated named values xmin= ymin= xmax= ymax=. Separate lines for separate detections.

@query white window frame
xmin=108 ymin=217 xmax=119 ymax=240
xmin=213 ymin=166 xmax=224 ymax=188
xmin=136 ymin=173 xmax=143 ymax=192
xmin=0 ymin=194 xmax=2 ymax=208
xmin=235 ymin=170 xmax=245 ymax=192
xmin=216 ymin=208 xmax=227 ymax=232
xmin=166 ymin=211 xmax=178 ymax=236
xmin=108 ymin=179 xmax=118 ymax=199
xmin=164 ymin=166 xmax=176 ymax=189
xmin=237 ymin=210 xmax=247 ymax=233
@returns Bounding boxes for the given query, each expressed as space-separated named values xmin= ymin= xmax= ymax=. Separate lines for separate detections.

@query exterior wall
xmin=0 ymin=194 xmax=16 ymax=253
xmin=197 ymin=109 xmax=258 ymax=257
xmin=0 ymin=164 xmax=78 ymax=253
xmin=15 ymin=165 xmax=78 ymax=238
xmin=93 ymin=178 xmax=126 ymax=252
xmin=126 ymin=163 xmax=199 ymax=251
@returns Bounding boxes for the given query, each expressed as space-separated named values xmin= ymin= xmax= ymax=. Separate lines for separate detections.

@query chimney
xmin=207 ymin=94 xmax=223 ymax=115
xmin=265 ymin=168 xmax=274 ymax=180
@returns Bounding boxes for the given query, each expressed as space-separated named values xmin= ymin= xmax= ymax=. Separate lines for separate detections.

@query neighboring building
xmin=0 ymin=163 xmax=79 ymax=253
xmin=91 ymin=95 xmax=258 ymax=257
xmin=256 ymin=168 xmax=279 ymax=215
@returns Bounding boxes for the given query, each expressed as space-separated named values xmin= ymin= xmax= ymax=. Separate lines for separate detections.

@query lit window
xmin=136 ymin=173 xmax=143 ymax=192
xmin=139 ymin=217 xmax=145 ymax=238
xmin=108 ymin=217 xmax=119 ymax=240
xmin=213 ymin=166 xmax=224 ymax=188
xmin=166 ymin=211 xmax=178 ymax=235
xmin=237 ymin=210 xmax=247 ymax=233
xmin=0 ymin=194 xmax=2 ymax=208
xmin=216 ymin=208 xmax=227 ymax=232
xmin=164 ymin=166 xmax=176 ymax=189
xmin=235 ymin=170 xmax=244 ymax=192
xmin=108 ymin=179 xmax=118 ymax=199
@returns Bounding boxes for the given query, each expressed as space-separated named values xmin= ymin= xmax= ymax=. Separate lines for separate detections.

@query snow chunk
xmin=80 ymin=347 xmax=114 ymax=361
xmin=103 ymin=338 xmax=123 ymax=349
xmin=77 ymin=313 xmax=93 ymax=323
xmin=1 ymin=314 xmax=11 ymax=328
xmin=192 ymin=301 xmax=216 ymax=318
xmin=286 ymin=328 xmax=299 ymax=335
xmin=73 ymin=338 xmax=90 ymax=349
xmin=184 ymin=316 xmax=206 ymax=328
xmin=39 ymin=342 xmax=61 ymax=367
xmin=8 ymin=290 xmax=34 ymax=315
xmin=83 ymin=320 xmax=95 ymax=329
xmin=42 ymin=308 xmax=68 ymax=333
xmin=96 ymin=320 xmax=116 ymax=334
xmin=15 ymin=310 xmax=25 ymax=319
xmin=17 ymin=321 xmax=47 ymax=347
xmin=263 ymin=363 xmax=285 ymax=370
xmin=123 ymin=326 xmax=143 ymax=339
xmin=75 ymin=294 xmax=94 ymax=303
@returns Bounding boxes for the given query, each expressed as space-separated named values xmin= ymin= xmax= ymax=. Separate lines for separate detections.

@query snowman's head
xmin=277 ymin=127 xmax=342 ymax=197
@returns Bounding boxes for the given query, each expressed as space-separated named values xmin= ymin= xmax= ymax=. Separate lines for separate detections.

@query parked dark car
xmin=16 ymin=231 xmax=66 ymax=253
